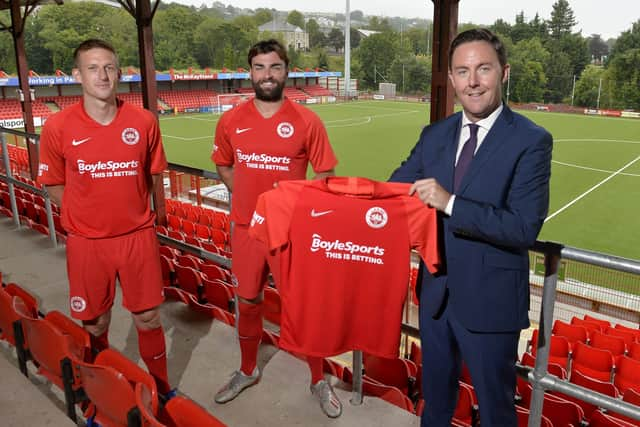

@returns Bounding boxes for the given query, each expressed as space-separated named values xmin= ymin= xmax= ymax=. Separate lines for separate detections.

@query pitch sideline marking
xmin=545 ymin=154 xmax=640 ymax=222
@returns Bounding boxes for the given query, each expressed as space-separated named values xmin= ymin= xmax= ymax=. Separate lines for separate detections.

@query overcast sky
xmin=176 ymin=0 xmax=639 ymax=40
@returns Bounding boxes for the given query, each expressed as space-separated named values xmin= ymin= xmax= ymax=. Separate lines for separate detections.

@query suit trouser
xmin=419 ymin=296 xmax=520 ymax=427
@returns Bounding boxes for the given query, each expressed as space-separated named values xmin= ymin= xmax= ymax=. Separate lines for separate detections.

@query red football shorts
xmin=66 ymin=226 xmax=164 ymax=320
xmin=231 ymin=224 xmax=279 ymax=300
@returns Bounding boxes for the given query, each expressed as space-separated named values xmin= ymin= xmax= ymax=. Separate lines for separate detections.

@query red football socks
xmin=307 ymin=356 xmax=325 ymax=384
xmin=137 ymin=326 xmax=171 ymax=394
xmin=238 ymin=301 xmax=263 ymax=375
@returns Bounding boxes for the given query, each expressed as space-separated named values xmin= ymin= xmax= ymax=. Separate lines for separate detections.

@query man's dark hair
xmin=73 ymin=39 xmax=118 ymax=68
xmin=449 ymin=28 xmax=507 ymax=69
xmin=248 ymin=39 xmax=290 ymax=68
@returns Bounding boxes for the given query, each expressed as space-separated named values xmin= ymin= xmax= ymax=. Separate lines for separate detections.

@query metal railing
xmin=2 ymin=125 xmax=640 ymax=424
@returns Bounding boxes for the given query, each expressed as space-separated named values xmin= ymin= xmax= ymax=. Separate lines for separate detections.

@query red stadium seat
xmin=606 ymin=327 xmax=639 ymax=349
xmin=589 ymin=410 xmax=638 ymax=427
xmin=453 ymin=381 xmax=477 ymax=426
xmin=362 ymin=378 xmax=415 ymax=412
xmin=13 ymin=297 xmax=89 ymax=422
xmin=195 ymin=223 xmax=211 ymax=241
xmin=174 ymin=264 xmax=204 ymax=300
xmin=136 ymin=382 xmax=227 ymax=427
xmin=571 ymin=316 xmax=604 ymax=336
xmin=159 ymin=255 xmax=176 ymax=287
xmin=202 ymin=277 xmax=234 ymax=313
xmin=614 ymin=356 xmax=640 ymax=395
xmin=76 ymin=348 xmax=157 ymax=427
xmin=0 ymin=283 xmax=38 ymax=345
xmin=520 ymin=351 xmax=567 ymax=379
xmin=199 ymin=263 xmax=231 ymax=282
xmin=197 ymin=213 xmax=211 ymax=226
xmin=557 ymin=369 xmax=619 ymax=420
xmin=614 ymin=324 xmax=640 ymax=342
xmin=181 ymin=219 xmax=196 ymax=237
xmin=553 ymin=319 xmax=588 ymax=346
xmin=630 ymin=342 xmax=640 ymax=362
xmin=571 ymin=341 xmax=615 ymax=382
xmin=167 ymin=214 xmax=182 ymax=231
xmin=363 ymin=353 xmax=417 ymax=397
xmin=516 ymin=405 xmax=553 ymax=427
xmin=591 ymin=330 xmax=627 ymax=364
xmin=409 ymin=341 xmax=422 ymax=367
xmin=609 ymin=388 xmax=640 ymax=425
xmin=176 ymin=254 xmax=203 ymax=270
xmin=529 ymin=329 xmax=571 ymax=369
xmin=159 ymin=245 xmax=180 ymax=260
xmin=584 ymin=314 xmax=611 ymax=330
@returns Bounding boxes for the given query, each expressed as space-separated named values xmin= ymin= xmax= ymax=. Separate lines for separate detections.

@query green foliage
xmin=355 ymin=32 xmax=399 ymax=89
xmin=306 ymin=19 xmax=325 ymax=49
xmin=286 ymin=10 xmax=305 ymax=30
xmin=573 ymin=65 xmax=605 ymax=108
xmin=327 ymin=28 xmax=344 ymax=52
xmin=548 ymin=0 xmax=576 ymax=39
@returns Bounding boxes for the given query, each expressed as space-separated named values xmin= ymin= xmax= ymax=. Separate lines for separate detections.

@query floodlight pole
xmin=344 ymin=0 xmax=351 ymax=100
xmin=571 ymin=74 xmax=576 ymax=106
xmin=596 ymin=78 xmax=602 ymax=110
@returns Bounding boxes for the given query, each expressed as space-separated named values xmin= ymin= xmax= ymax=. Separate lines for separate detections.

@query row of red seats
xmin=0 ymin=281 xmax=225 ymax=426
xmin=166 ymin=199 xmax=230 ymax=231
xmin=166 ymin=214 xmax=229 ymax=245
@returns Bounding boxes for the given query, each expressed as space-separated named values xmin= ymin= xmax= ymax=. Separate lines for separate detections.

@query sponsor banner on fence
xmin=599 ymin=109 xmax=622 ymax=117
xmin=584 ymin=109 xmax=599 ymax=115
xmin=373 ymin=94 xmax=385 ymax=100
xmin=621 ymin=111 xmax=640 ymax=119
xmin=0 ymin=116 xmax=43 ymax=129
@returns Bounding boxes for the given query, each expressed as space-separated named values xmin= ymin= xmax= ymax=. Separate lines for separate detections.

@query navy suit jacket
xmin=390 ymin=106 xmax=552 ymax=333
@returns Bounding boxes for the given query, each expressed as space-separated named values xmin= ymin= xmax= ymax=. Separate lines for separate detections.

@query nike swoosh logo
xmin=311 ymin=209 xmax=334 ymax=218
xmin=235 ymin=128 xmax=252 ymax=134
xmin=72 ymin=137 xmax=91 ymax=146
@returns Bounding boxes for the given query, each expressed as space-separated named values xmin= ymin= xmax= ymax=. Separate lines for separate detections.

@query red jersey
xmin=249 ymin=177 xmax=440 ymax=358
xmin=37 ymin=101 xmax=168 ymax=238
xmin=212 ymin=98 xmax=337 ymax=225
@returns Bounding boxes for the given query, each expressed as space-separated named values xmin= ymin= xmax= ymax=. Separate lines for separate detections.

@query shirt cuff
xmin=445 ymin=195 xmax=455 ymax=216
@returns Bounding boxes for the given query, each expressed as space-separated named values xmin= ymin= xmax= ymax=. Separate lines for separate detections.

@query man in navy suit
xmin=390 ymin=29 xmax=552 ymax=426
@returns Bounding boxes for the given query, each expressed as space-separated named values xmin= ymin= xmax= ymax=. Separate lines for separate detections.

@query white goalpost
xmin=215 ymin=93 xmax=253 ymax=114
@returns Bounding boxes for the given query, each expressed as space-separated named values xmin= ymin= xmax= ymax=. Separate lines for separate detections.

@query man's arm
xmin=216 ymin=165 xmax=234 ymax=192
xmin=45 ymin=185 xmax=64 ymax=207
xmin=150 ymin=174 xmax=162 ymax=193
xmin=312 ymin=169 xmax=335 ymax=180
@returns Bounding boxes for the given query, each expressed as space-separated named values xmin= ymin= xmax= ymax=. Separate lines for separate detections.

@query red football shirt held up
xmin=249 ymin=177 xmax=440 ymax=358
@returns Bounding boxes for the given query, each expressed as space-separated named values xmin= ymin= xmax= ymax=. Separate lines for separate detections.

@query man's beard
xmin=252 ymin=78 xmax=285 ymax=102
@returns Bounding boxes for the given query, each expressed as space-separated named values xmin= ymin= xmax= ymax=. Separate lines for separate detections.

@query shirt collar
xmin=461 ymin=103 xmax=504 ymax=132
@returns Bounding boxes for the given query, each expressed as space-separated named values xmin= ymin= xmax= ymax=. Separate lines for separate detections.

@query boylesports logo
xmin=235 ymin=149 xmax=291 ymax=165
xmin=310 ymin=234 xmax=384 ymax=256
xmin=70 ymin=296 xmax=87 ymax=312
xmin=121 ymin=128 xmax=140 ymax=145
xmin=365 ymin=207 xmax=388 ymax=229
xmin=277 ymin=122 xmax=294 ymax=139
xmin=77 ymin=159 xmax=140 ymax=174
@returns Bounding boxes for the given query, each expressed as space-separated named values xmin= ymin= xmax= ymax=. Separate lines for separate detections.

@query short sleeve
xmin=212 ymin=114 xmax=234 ymax=167
xmin=249 ymin=181 xmax=305 ymax=250
xmin=37 ymin=118 xmax=66 ymax=185
xmin=304 ymin=113 xmax=337 ymax=173
xmin=405 ymin=197 xmax=441 ymax=274
xmin=147 ymin=113 xmax=168 ymax=174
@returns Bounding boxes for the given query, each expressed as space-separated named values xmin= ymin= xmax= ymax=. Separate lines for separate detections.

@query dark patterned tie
xmin=454 ymin=123 xmax=479 ymax=192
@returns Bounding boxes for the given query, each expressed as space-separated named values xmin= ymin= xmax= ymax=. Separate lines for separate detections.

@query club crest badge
xmin=122 ymin=127 xmax=140 ymax=145
xmin=277 ymin=122 xmax=294 ymax=139
xmin=365 ymin=207 xmax=388 ymax=229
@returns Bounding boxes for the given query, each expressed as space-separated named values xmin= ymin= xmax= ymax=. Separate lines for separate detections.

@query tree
xmin=153 ymin=4 xmax=204 ymax=69
xmin=405 ymin=27 xmax=428 ymax=55
xmin=367 ymin=16 xmax=393 ymax=32
xmin=306 ymin=19 xmax=326 ymax=49
xmin=253 ymin=8 xmax=274 ymax=27
xmin=350 ymin=10 xmax=364 ymax=21
xmin=490 ymin=19 xmax=512 ymax=40
xmin=544 ymin=48 xmax=572 ymax=103
xmin=389 ymin=53 xmax=431 ymax=94
xmin=350 ymin=27 xmax=362 ymax=49
xmin=509 ymin=38 xmax=549 ymax=102
xmin=573 ymin=64 xmax=605 ymax=107
xmin=287 ymin=10 xmax=305 ymax=30
xmin=327 ymin=28 xmax=344 ymax=53
xmin=548 ymin=0 xmax=576 ymax=39
xmin=194 ymin=19 xmax=253 ymax=69
xmin=355 ymin=32 xmax=399 ymax=89
xmin=588 ymin=34 xmax=609 ymax=63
